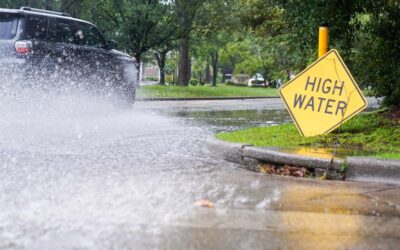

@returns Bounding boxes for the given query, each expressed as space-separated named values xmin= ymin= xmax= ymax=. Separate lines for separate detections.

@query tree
xmin=0 ymin=0 xmax=86 ymax=17
xmin=154 ymin=42 xmax=176 ymax=85
xmin=87 ymin=0 xmax=186 ymax=84
xmin=352 ymin=1 xmax=400 ymax=106
xmin=61 ymin=0 xmax=83 ymax=17
xmin=0 ymin=0 xmax=52 ymax=9
xmin=219 ymin=41 xmax=246 ymax=82
xmin=238 ymin=0 xmax=367 ymax=70
xmin=29 ymin=0 xmax=84 ymax=16
xmin=276 ymin=0 xmax=400 ymax=106
xmin=174 ymin=0 xmax=205 ymax=86
xmin=190 ymin=0 xmax=240 ymax=86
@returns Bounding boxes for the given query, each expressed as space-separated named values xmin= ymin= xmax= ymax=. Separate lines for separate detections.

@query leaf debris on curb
xmin=257 ymin=163 xmax=313 ymax=178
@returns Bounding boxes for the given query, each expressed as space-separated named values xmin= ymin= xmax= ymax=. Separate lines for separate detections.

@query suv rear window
xmin=76 ymin=22 xmax=106 ymax=48
xmin=26 ymin=15 xmax=48 ymax=40
xmin=0 ymin=13 xmax=19 ymax=40
xmin=49 ymin=19 xmax=106 ymax=48
xmin=49 ymin=19 xmax=78 ymax=44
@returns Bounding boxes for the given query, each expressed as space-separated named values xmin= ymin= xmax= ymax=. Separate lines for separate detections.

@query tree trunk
xmin=205 ymin=64 xmax=211 ymax=83
xmin=178 ymin=36 xmax=190 ymax=86
xmin=134 ymin=54 xmax=141 ymax=87
xmin=211 ymin=51 xmax=219 ymax=87
xmin=287 ymin=70 xmax=292 ymax=80
xmin=155 ymin=51 xmax=167 ymax=85
xmin=188 ymin=56 xmax=192 ymax=81
xmin=198 ymin=72 xmax=203 ymax=85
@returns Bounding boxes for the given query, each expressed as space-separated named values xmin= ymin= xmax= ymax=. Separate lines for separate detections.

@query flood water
xmin=163 ymin=109 xmax=292 ymax=133
xmin=0 ymin=90 xmax=398 ymax=249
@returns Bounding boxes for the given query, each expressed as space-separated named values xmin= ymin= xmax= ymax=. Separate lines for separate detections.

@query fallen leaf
xmin=195 ymin=199 xmax=214 ymax=208
xmin=292 ymin=170 xmax=305 ymax=177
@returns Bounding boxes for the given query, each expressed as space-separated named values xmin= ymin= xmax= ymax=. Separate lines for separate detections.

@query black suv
xmin=0 ymin=7 xmax=136 ymax=104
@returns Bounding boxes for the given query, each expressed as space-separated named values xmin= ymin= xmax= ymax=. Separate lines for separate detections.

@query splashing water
xmin=0 ymin=74 xmax=259 ymax=249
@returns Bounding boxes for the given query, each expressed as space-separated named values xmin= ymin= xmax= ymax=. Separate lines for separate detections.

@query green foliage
xmin=238 ymin=0 xmax=400 ymax=106
xmin=165 ymin=75 xmax=175 ymax=85
xmin=0 ymin=0 xmax=84 ymax=17
xmin=351 ymin=4 xmax=400 ymax=106
xmin=1 ymin=0 xmax=399 ymax=105
xmin=86 ymin=1 xmax=174 ymax=58
xmin=190 ymin=0 xmax=240 ymax=86
xmin=189 ymin=78 xmax=199 ymax=86
xmin=145 ymin=76 xmax=158 ymax=82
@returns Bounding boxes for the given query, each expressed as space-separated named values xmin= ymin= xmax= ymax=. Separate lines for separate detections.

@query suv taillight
xmin=15 ymin=40 xmax=33 ymax=54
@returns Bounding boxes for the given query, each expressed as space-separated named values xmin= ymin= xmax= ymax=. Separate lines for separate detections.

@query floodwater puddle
xmin=268 ymin=145 xmax=378 ymax=159
xmin=163 ymin=109 xmax=292 ymax=133
xmin=163 ymin=108 xmax=380 ymax=158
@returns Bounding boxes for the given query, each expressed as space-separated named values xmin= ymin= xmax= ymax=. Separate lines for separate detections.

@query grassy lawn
xmin=137 ymin=84 xmax=279 ymax=98
xmin=217 ymin=110 xmax=400 ymax=160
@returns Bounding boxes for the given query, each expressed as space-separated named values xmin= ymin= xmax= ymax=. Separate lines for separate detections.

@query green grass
xmin=137 ymin=84 xmax=279 ymax=98
xmin=217 ymin=111 xmax=400 ymax=160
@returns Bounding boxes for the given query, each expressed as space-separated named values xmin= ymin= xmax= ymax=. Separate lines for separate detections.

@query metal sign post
xmin=318 ymin=24 xmax=329 ymax=58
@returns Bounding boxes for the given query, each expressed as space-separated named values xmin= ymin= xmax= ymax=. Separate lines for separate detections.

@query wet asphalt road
xmin=1 ymin=95 xmax=399 ymax=249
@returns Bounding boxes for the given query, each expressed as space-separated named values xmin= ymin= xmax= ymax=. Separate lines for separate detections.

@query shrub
xmin=189 ymin=78 xmax=199 ymax=86
xmin=145 ymin=76 xmax=158 ymax=81
xmin=165 ymin=75 xmax=175 ymax=84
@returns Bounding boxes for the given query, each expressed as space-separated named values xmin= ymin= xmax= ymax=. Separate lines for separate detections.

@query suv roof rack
xmin=19 ymin=6 xmax=71 ymax=17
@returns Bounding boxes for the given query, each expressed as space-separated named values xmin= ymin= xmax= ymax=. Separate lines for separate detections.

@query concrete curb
xmin=346 ymin=157 xmax=400 ymax=185
xmin=207 ymin=137 xmax=400 ymax=184
xmin=207 ymin=137 xmax=260 ymax=171
xmin=207 ymin=137 xmax=343 ymax=171
xmin=136 ymin=96 xmax=280 ymax=102
xmin=243 ymin=147 xmax=343 ymax=170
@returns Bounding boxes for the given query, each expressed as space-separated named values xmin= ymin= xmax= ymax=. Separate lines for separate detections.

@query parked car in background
xmin=248 ymin=73 xmax=268 ymax=87
xmin=0 ymin=7 xmax=136 ymax=105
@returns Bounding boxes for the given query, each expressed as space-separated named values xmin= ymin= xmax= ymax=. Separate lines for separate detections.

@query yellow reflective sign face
xmin=279 ymin=50 xmax=367 ymax=137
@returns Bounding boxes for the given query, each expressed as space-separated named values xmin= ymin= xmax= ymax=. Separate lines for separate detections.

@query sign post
xmin=279 ymin=50 xmax=367 ymax=137
xmin=318 ymin=24 xmax=329 ymax=58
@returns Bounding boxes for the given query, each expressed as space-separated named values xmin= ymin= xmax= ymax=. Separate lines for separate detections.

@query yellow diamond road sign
xmin=279 ymin=49 xmax=367 ymax=137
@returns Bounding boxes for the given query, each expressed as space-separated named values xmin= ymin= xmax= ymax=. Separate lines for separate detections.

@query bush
xmin=352 ymin=7 xmax=400 ymax=106
xmin=145 ymin=76 xmax=158 ymax=81
xmin=165 ymin=75 xmax=175 ymax=85
xmin=189 ymin=78 xmax=199 ymax=86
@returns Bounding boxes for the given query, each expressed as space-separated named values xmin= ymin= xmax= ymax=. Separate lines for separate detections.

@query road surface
xmin=0 ymin=93 xmax=397 ymax=250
